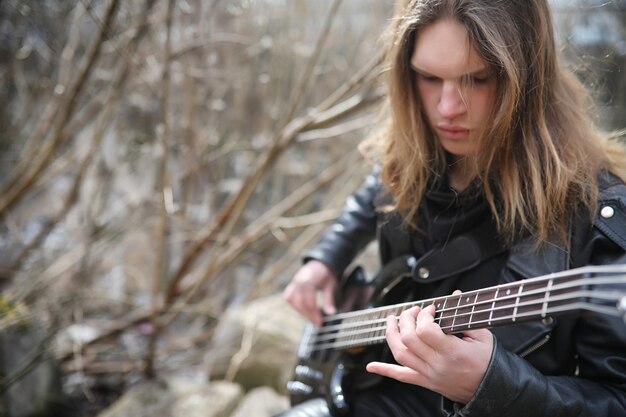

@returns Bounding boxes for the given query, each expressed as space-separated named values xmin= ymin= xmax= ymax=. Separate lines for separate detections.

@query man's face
xmin=411 ymin=18 xmax=497 ymax=162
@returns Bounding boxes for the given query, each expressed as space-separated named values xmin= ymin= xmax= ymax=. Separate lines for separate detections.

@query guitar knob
xmin=287 ymin=381 xmax=313 ymax=395
xmin=295 ymin=365 xmax=323 ymax=380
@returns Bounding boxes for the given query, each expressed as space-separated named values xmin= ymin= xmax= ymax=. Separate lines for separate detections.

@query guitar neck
xmin=308 ymin=265 xmax=626 ymax=353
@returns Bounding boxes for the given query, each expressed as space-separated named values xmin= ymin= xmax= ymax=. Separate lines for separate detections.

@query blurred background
xmin=0 ymin=1 xmax=624 ymax=416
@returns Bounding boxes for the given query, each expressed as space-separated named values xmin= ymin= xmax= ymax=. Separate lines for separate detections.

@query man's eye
xmin=418 ymin=74 xmax=440 ymax=82
xmin=472 ymin=76 xmax=490 ymax=84
xmin=463 ymin=74 xmax=492 ymax=85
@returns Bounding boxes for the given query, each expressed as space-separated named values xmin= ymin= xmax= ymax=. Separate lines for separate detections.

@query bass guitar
xmin=287 ymin=259 xmax=626 ymax=414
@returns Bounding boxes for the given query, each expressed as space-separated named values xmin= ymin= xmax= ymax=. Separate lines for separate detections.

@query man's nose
xmin=438 ymin=82 xmax=467 ymax=119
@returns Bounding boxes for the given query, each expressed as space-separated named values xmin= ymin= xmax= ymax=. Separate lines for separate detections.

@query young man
xmin=282 ymin=1 xmax=626 ymax=416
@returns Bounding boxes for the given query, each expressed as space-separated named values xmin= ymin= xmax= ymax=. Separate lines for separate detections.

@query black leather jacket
xmin=306 ymin=169 xmax=626 ymax=417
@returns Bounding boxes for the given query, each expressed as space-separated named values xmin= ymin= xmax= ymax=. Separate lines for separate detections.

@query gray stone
xmin=95 ymin=379 xmax=242 ymax=417
xmin=205 ymin=294 xmax=306 ymax=394
xmin=230 ymin=387 xmax=289 ymax=417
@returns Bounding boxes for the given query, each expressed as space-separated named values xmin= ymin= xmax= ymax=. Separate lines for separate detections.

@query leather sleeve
xmin=304 ymin=169 xmax=381 ymax=278
xmin=443 ymin=333 xmax=626 ymax=417
xmin=442 ymin=176 xmax=626 ymax=417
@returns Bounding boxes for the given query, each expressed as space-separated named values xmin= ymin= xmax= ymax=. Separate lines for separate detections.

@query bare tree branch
xmin=4 ymin=0 xmax=158 ymax=282
xmin=0 ymin=0 xmax=120 ymax=217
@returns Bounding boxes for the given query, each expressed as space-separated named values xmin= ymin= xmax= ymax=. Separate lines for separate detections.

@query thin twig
xmin=224 ymin=311 xmax=257 ymax=382
xmin=56 ymin=306 xmax=156 ymax=361
xmin=146 ymin=0 xmax=176 ymax=379
xmin=278 ymin=0 xmax=343 ymax=128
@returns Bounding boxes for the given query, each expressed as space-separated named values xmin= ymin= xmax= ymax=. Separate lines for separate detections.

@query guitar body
xmin=288 ymin=259 xmax=416 ymax=415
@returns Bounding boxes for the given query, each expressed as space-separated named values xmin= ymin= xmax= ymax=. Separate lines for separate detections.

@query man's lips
xmin=437 ymin=125 xmax=470 ymax=139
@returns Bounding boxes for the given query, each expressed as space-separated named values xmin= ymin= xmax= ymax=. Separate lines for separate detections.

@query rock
xmin=230 ymin=387 xmax=289 ymax=417
xmin=94 ymin=380 xmax=169 ymax=417
xmin=95 ymin=379 xmax=242 ymax=417
xmin=205 ymin=294 xmax=306 ymax=394
xmin=170 ymin=379 xmax=242 ymax=417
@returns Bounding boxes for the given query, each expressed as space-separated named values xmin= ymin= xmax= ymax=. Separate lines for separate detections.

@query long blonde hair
xmin=366 ymin=0 xmax=626 ymax=244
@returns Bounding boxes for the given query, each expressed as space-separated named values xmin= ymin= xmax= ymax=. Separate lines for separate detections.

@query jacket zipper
xmin=519 ymin=334 xmax=551 ymax=358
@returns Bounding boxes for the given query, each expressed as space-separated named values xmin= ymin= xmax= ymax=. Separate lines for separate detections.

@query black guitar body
xmin=287 ymin=257 xmax=416 ymax=415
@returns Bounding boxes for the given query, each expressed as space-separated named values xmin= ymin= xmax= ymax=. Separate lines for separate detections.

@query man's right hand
xmin=283 ymin=260 xmax=338 ymax=327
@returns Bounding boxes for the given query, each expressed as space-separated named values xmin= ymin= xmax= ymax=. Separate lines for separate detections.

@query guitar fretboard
xmin=306 ymin=265 xmax=626 ymax=353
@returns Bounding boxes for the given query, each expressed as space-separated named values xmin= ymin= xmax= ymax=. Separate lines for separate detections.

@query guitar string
xmin=311 ymin=300 xmax=616 ymax=351
xmin=309 ymin=289 xmax=624 ymax=350
xmin=316 ymin=299 xmax=623 ymax=350
xmin=315 ymin=275 xmax=625 ymax=337
xmin=323 ymin=265 xmax=626 ymax=322
xmin=310 ymin=289 xmax=622 ymax=344
xmin=333 ymin=275 xmax=626 ymax=326
xmin=309 ymin=295 xmax=623 ymax=351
